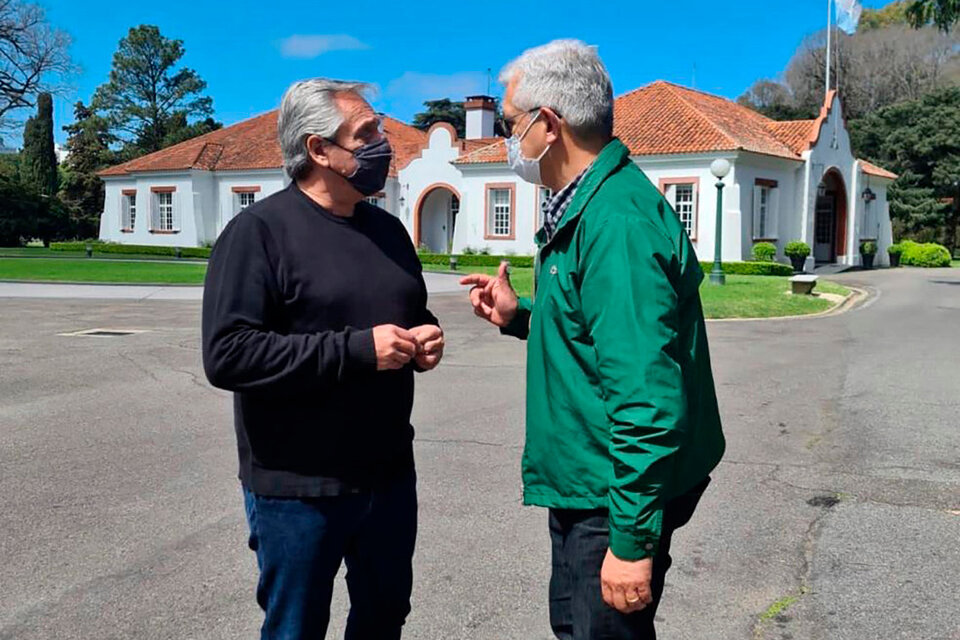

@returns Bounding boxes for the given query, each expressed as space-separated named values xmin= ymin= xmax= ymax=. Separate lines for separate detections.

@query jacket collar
xmin=535 ymin=138 xmax=630 ymax=249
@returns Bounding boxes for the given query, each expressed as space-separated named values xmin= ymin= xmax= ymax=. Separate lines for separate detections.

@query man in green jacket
xmin=461 ymin=40 xmax=725 ymax=639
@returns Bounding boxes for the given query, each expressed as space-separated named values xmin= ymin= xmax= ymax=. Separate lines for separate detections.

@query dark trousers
xmin=242 ymin=472 xmax=417 ymax=640
xmin=548 ymin=477 xmax=710 ymax=640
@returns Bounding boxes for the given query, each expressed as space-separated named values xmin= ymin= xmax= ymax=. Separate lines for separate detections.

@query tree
xmin=19 ymin=92 xmax=56 ymax=196
xmin=737 ymin=80 xmax=817 ymax=120
xmin=412 ymin=99 xmax=466 ymax=137
xmin=0 ymin=173 xmax=36 ymax=245
xmin=861 ymin=0 xmax=911 ymax=30
xmin=59 ymin=101 xmax=115 ymax=238
xmin=0 ymin=0 xmax=72 ymax=131
xmin=907 ymin=0 xmax=960 ymax=30
xmin=159 ymin=113 xmax=221 ymax=148
xmin=850 ymin=87 xmax=960 ymax=252
xmin=92 ymin=25 xmax=214 ymax=155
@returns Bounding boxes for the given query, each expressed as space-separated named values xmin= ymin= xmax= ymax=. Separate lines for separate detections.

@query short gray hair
xmin=499 ymin=39 xmax=613 ymax=140
xmin=277 ymin=78 xmax=371 ymax=179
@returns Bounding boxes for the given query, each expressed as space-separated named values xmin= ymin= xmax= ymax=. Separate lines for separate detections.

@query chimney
xmin=464 ymin=95 xmax=496 ymax=139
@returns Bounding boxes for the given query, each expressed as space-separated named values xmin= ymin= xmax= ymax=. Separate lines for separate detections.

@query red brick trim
xmin=150 ymin=186 xmax=176 ymax=193
xmin=755 ymin=178 xmax=779 ymax=188
xmin=121 ymin=189 xmax=137 ymax=196
xmin=231 ymin=186 xmax=261 ymax=193
xmin=484 ymin=182 xmax=517 ymax=241
xmin=658 ymin=177 xmax=700 ymax=241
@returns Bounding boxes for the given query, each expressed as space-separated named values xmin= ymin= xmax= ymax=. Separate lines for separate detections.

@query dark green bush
xmin=887 ymin=243 xmax=903 ymax=256
xmin=699 ymin=261 xmax=793 ymax=276
xmin=859 ymin=241 xmax=877 ymax=255
xmin=784 ymin=241 xmax=811 ymax=259
xmin=50 ymin=241 xmax=211 ymax=259
xmin=418 ymin=253 xmax=534 ymax=268
xmin=751 ymin=242 xmax=777 ymax=262
xmin=899 ymin=240 xmax=951 ymax=268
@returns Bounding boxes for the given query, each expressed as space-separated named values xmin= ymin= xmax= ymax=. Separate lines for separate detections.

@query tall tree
xmin=0 ymin=0 xmax=72 ymax=131
xmin=907 ymin=0 xmax=960 ymax=30
xmin=737 ymin=80 xmax=817 ymax=120
xmin=412 ymin=99 xmax=466 ymax=137
xmin=59 ymin=101 xmax=114 ymax=238
xmin=19 ymin=91 xmax=56 ymax=196
xmin=92 ymin=25 xmax=214 ymax=155
xmin=850 ymin=87 xmax=960 ymax=251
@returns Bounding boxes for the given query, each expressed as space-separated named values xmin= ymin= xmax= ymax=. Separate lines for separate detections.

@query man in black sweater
xmin=202 ymin=78 xmax=443 ymax=640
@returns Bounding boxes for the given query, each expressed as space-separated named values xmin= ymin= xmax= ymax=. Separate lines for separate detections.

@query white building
xmin=98 ymin=82 xmax=896 ymax=268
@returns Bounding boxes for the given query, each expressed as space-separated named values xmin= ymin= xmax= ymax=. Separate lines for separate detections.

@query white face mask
xmin=506 ymin=110 xmax=551 ymax=185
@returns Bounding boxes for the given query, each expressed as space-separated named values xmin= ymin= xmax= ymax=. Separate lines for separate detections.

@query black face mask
xmin=330 ymin=137 xmax=393 ymax=196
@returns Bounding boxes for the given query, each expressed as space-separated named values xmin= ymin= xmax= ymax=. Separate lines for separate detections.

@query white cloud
xmin=385 ymin=71 xmax=490 ymax=102
xmin=279 ymin=34 xmax=369 ymax=59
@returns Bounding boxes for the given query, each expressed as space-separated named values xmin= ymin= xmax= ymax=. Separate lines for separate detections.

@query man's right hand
xmin=459 ymin=261 xmax=519 ymax=328
xmin=372 ymin=325 xmax=418 ymax=370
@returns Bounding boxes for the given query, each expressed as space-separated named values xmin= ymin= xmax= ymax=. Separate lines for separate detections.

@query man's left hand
xmin=600 ymin=548 xmax=653 ymax=614
xmin=410 ymin=324 xmax=444 ymax=371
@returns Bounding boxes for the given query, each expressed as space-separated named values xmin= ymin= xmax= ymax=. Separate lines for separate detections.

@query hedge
xmin=417 ymin=252 xmax=534 ymax=268
xmin=899 ymin=240 xmax=951 ymax=268
xmin=700 ymin=261 xmax=794 ymax=276
xmin=751 ymin=242 xmax=777 ymax=262
xmin=51 ymin=241 xmax=211 ymax=259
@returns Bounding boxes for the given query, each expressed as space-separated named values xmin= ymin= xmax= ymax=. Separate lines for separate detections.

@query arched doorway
xmin=414 ymin=184 xmax=460 ymax=253
xmin=813 ymin=168 xmax=848 ymax=263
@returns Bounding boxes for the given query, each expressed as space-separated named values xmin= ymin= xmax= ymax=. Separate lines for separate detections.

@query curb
xmin=706 ymin=285 xmax=871 ymax=323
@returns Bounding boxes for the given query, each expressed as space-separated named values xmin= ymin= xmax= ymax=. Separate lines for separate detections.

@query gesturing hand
xmin=459 ymin=261 xmax=519 ymax=328
xmin=410 ymin=324 xmax=444 ymax=371
xmin=600 ymin=549 xmax=654 ymax=614
xmin=372 ymin=324 xmax=418 ymax=371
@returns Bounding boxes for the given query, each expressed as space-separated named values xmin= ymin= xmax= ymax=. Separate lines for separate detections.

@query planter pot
xmin=788 ymin=256 xmax=806 ymax=273
xmin=861 ymin=253 xmax=876 ymax=270
xmin=889 ymin=253 xmax=901 ymax=267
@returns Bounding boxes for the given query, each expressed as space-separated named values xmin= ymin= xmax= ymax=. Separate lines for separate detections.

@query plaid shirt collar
xmin=540 ymin=164 xmax=591 ymax=242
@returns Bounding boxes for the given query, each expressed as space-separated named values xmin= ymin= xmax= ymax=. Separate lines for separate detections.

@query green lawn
xmin=0 ymin=257 xmax=206 ymax=284
xmin=436 ymin=266 xmax=850 ymax=319
xmin=0 ymin=247 xmax=205 ymax=262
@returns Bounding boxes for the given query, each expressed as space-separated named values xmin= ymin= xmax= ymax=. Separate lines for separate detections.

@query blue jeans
xmin=548 ymin=477 xmax=710 ymax=640
xmin=242 ymin=472 xmax=417 ymax=640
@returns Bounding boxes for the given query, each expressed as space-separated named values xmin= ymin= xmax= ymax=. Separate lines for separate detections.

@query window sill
xmin=149 ymin=230 xmax=181 ymax=235
xmin=484 ymin=234 xmax=516 ymax=241
xmin=752 ymin=237 xmax=779 ymax=242
xmin=120 ymin=229 xmax=134 ymax=234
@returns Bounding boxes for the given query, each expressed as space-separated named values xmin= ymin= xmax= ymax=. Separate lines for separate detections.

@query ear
xmin=541 ymin=107 xmax=562 ymax=145
xmin=305 ymin=134 xmax=332 ymax=169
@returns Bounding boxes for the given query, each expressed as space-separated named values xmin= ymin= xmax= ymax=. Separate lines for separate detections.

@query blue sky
xmin=42 ymin=0 xmax=888 ymax=145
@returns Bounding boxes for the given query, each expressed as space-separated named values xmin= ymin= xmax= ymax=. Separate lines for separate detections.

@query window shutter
xmin=753 ymin=186 xmax=763 ymax=238
xmin=769 ymin=187 xmax=779 ymax=239
xmin=173 ymin=192 xmax=181 ymax=231
xmin=150 ymin=194 xmax=158 ymax=231
xmin=691 ymin=182 xmax=699 ymax=238
xmin=118 ymin=193 xmax=125 ymax=229
xmin=665 ymin=184 xmax=676 ymax=209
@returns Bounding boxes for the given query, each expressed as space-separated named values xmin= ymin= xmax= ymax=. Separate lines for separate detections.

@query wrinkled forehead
xmin=334 ymin=91 xmax=376 ymax=126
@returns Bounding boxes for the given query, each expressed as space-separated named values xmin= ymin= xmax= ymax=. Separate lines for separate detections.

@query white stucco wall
xmin=101 ymin=173 xmax=200 ymax=247
xmin=214 ymin=170 xmax=288 ymax=235
xmin=728 ymin=154 xmax=805 ymax=262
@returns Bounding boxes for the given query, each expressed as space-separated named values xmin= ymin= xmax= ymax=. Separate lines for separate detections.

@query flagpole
xmin=825 ymin=0 xmax=832 ymax=98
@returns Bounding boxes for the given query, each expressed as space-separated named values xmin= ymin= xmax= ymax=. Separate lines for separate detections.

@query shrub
xmin=418 ymin=252 xmax=534 ymax=268
xmin=887 ymin=243 xmax=903 ymax=256
xmin=50 ymin=241 xmax=211 ymax=259
xmin=860 ymin=241 xmax=877 ymax=255
xmin=699 ymin=261 xmax=793 ymax=276
xmin=899 ymin=240 xmax=951 ymax=268
xmin=784 ymin=241 xmax=811 ymax=259
xmin=751 ymin=242 xmax=777 ymax=262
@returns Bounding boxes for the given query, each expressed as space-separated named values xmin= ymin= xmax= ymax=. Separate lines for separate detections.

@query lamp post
xmin=709 ymin=158 xmax=731 ymax=285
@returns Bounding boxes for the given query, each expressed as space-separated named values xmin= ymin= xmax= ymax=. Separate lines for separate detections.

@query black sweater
xmin=201 ymin=184 xmax=437 ymax=496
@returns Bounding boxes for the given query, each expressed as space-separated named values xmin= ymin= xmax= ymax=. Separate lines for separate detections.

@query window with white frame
xmin=665 ymin=183 xmax=697 ymax=237
xmin=487 ymin=187 xmax=513 ymax=237
xmin=121 ymin=192 xmax=136 ymax=231
xmin=152 ymin=191 xmax=178 ymax=232
xmin=537 ymin=186 xmax=553 ymax=228
xmin=753 ymin=182 xmax=779 ymax=239
xmin=237 ymin=191 xmax=256 ymax=212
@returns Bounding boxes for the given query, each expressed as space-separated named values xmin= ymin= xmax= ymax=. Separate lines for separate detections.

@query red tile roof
xmin=99 ymin=112 xmax=428 ymax=179
xmin=860 ymin=160 xmax=898 ymax=180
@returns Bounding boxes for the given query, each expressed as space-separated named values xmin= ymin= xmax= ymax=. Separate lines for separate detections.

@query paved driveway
xmin=0 ymin=268 xmax=956 ymax=639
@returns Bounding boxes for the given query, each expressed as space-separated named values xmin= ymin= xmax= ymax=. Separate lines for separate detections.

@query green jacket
xmin=502 ymin=139 xmax=725 ymax=560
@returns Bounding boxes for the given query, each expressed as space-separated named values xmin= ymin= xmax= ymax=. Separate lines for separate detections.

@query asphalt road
xmin=0 ymin=267 xmax=957 ymax=639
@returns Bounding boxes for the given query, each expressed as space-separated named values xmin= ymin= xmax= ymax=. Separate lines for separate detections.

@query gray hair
xmin=499 ymin=39 xmax=613 ymax=140
xmin=277 ymin=78 xmax=372 ymax=179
